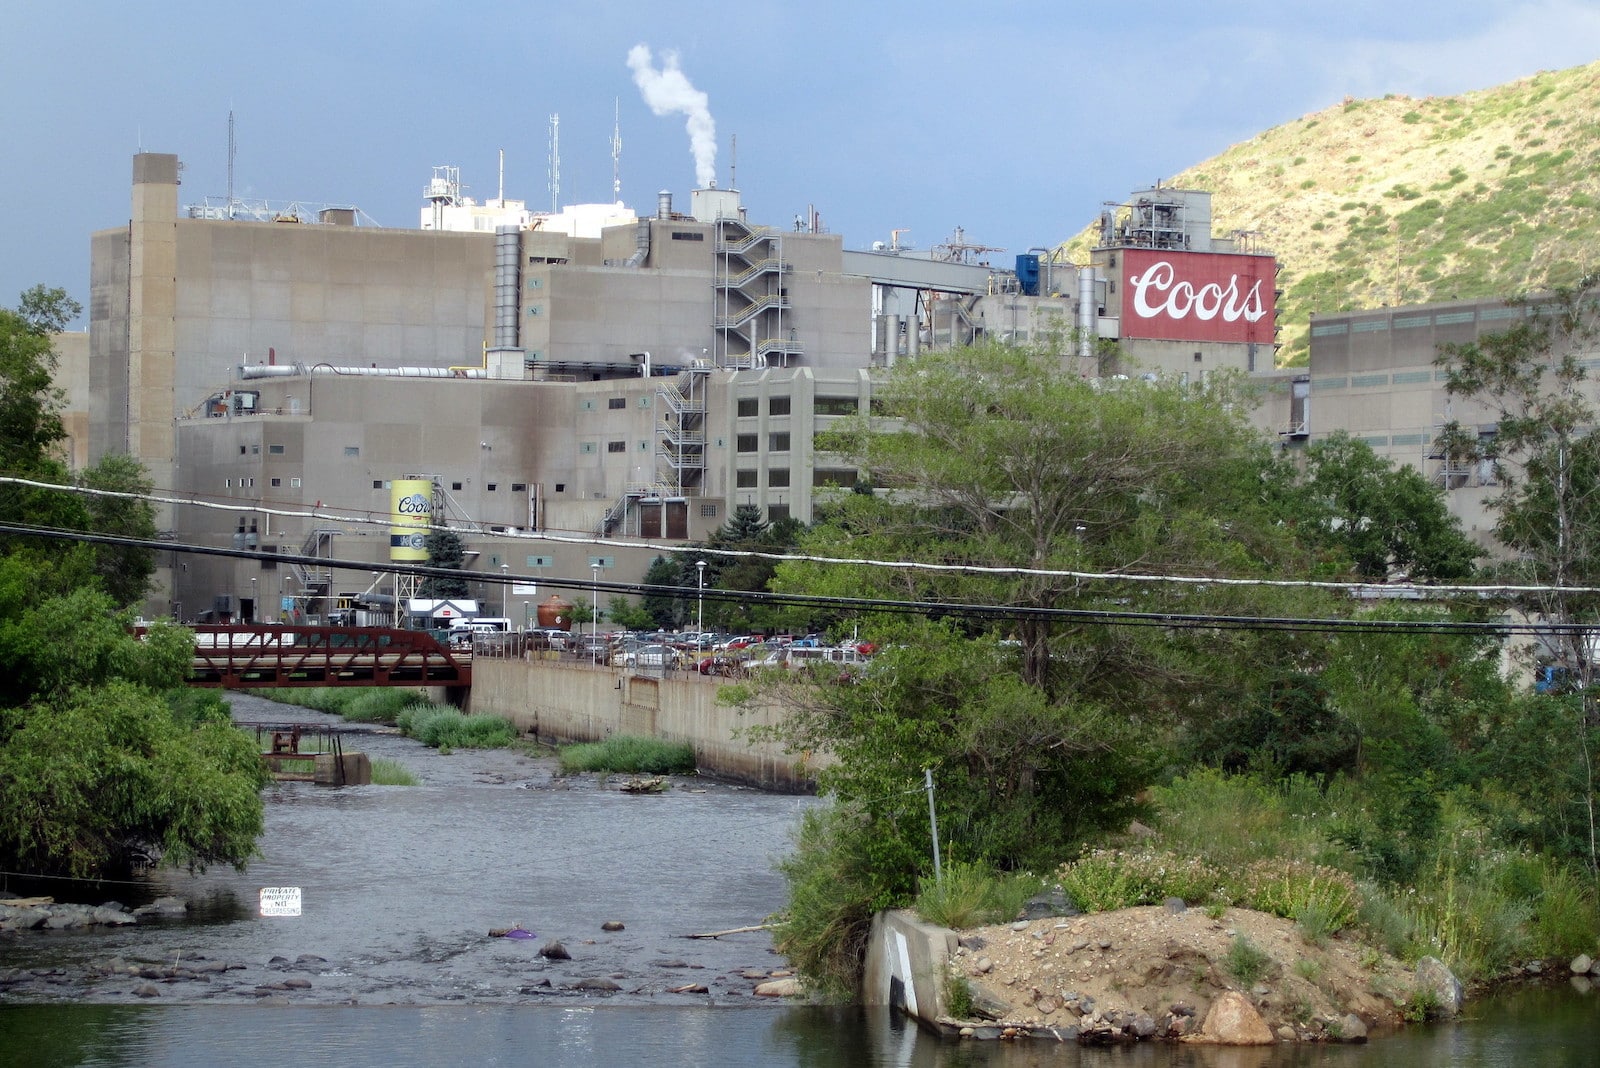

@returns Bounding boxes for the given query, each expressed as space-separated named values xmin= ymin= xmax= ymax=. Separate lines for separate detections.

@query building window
xmin=670 ymin=231 xmax=705 ymax=241
xmin=768 ymin=468 xmax=791 ymax=488
xmin=344 ymin=446 xmax=359 ymax=457
xmin=814 ymin=468 xmax=859 ymax=488
xmin=737 ymin=398 xmax=758 ymax=417
xmin=487 ymin=483 xmax=498 ymax=492
xmin=607 ymin=440 xmax=626 ymax=453
xmin=251 ymin=444 xmax=260 ymax=454
xmin=268 ymin=443 xmax=285 ymax=455
xmin=700 ymin=503 xmax=719 ymax=517
xmin=608 ymin=397 xmax=626 ymax=410
xmin=736 ymin=434 xmax=759 ymax=453
xmin=554 ymin=483 xmax=566 ymax=493
xmin=238 ymin=446 xmax=247 ymax=455
xmin=736 ymin=470 xmax=758 ymax=488
xmin=769 ymin=432 xmax=790 ymax=452
xmin=270 ymin=477 xmax=281 ymax=488
xmin=373 ymin=480 xmax=383 ymax=489
xmin=769 ymin=397 xmax=791 ymax=416
xmin=225 ymin=478 xmax=232 ymax=488
xmin=290 ymin=477 xmax=301 ymax=488
xmin=512 ymin=482 xmax=526 ymax=492
xmin=815 ymin=397 xmax=858 ymax=416
xmin=768 ymin=504 xmax=791 ymax=522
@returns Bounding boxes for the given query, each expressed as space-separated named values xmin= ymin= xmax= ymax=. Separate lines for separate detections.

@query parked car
xmin=615 ymin=643 xmax=684 ymax=669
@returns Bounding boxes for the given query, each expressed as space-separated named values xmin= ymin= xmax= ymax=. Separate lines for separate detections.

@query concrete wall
xmin=465 ymin=657 xmax=824 ymax=791
xmin=862 ymin=909 xmax=958 ymax=1022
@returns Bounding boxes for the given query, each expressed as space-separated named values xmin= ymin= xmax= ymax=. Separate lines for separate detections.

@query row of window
xmin=736 ymin=396 xmax=862 ymax=417
xmin=737 ymin=433 xmax=790 ymax=452
xmin=736 ymin=469 xmax=858 ymax=489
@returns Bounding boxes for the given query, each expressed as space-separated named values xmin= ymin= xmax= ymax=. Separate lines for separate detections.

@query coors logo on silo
xmin=1129 ymin=260 xmax=1266 ymax=324
xmin=396 ymin=493 xmax=430 ymax=515
xmin=1119 ymin=249 xmax=1276 ymax=344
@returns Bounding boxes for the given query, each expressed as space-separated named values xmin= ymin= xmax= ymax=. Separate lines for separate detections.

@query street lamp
xmin=250 ymin=577 xmax=257 ymax=624
xmin=696 ymin=559 xmax=706 ymax=642
xmin=500 ymin=563 xmax=509 ymax=620
xmin=591 ymin=564 xmax=600 ymax=648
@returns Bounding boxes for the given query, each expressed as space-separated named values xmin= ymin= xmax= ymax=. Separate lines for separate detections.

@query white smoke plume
xmin=627 ymin=44 xmax=717 ymax=190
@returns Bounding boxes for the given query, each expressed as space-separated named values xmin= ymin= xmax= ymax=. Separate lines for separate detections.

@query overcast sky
xmin=6 ymin=2 xmax=1600 ymax=326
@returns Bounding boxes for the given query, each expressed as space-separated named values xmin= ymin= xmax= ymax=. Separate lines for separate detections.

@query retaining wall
xmin=465 ymin=658 xmax=824 ymax=791
xmin=863 ymin=909 xmax=958 ymax=1024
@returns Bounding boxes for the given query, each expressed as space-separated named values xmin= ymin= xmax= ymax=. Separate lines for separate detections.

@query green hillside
xmin=1064 ymin=60 xmax=1600 ymax=365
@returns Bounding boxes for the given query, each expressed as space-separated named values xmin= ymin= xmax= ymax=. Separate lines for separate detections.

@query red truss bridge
xmin=180 ymin=624 xmax=472 ymax=688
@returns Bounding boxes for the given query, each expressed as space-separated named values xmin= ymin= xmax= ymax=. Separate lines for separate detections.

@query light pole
xmin=500 ymin=563 xmax=509 ymax=620
xmin=591 ymin=564 xmax=600 ymax=648
xmin=250 ymin=576 xmax=257 ymax=624
xmin=696 ymin=559 xmax=706 ymax=641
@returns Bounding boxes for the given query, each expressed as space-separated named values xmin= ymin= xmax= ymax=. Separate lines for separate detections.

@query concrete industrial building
xmin=86 ymin=153 xmax=1279 ymax=624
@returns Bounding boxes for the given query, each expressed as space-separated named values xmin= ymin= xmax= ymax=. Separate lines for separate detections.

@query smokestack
xmin=657 ymin=190 xmax=672 ymax=220
xmin=627 ymin=45 xmax=717 ymax=190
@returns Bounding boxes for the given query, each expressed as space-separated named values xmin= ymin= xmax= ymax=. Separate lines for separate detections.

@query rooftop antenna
xmin=497 ymin=148 xmax=504 ymax=205
xmin=610 ymin=99 xmax=622 ymax=202
xmin=227 ymin=109 xmax=236 ymax=214
xmin=729 ymin=133 xmax=737 ymax=190
xmin=547 ymin=113 xmax=560 ymax=213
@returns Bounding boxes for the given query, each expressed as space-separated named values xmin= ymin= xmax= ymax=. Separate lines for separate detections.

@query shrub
xmin=1225 ymin=936 xmax=1271 ymax=986
xmin=945 ymin=972 xmax=975 ymax=1019
xmin=1233 ymin=859 xmax=1361 ymax=934
xmin=342 ymin=689 xmax=419 ymax=723
xmin=1531 ymin=864 xmax=1600 ymax=959
xmin=1056 ymin=850 xmax=1226 ymax=912
xmin=396 ymin=706 xmax=516 ymax=750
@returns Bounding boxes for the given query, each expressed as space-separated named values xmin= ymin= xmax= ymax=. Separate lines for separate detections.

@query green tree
xmin=419 ymin=529 xmax=469 ymax=599
xmin=0 ymin=286 xmax=88 ymax=547
xmin=640 ymin=555 xmax=687 ymax=629
xmin=1435 ymin=277 xmax=1600 ymax=871
xmin=699 ymin=505 xmax=804 ymax=632
xmin=1297 ymin=431 xmax=1479 ymax=582
xmin=76 ymin=452 xmax=159 ymax=607
xmin=606 ymin=595 xmax=655 ymax=631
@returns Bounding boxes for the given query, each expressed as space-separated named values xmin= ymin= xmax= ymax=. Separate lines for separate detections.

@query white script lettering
xmin=1129 ymin=260 xmax=1266 ymax=324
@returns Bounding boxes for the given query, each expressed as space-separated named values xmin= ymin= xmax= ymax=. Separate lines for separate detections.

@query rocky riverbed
xmin=0 ymin=693 xmax=814 ymax=1006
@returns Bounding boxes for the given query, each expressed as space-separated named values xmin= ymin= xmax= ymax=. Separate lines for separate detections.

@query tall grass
xmin=1055 ymin=770 xmax=1600 ymax=982
xmin=558 ymin=735 xmax=696 ymax=775
xmin=369 ymin=758 xmax=419 ymax=786
xmin=244 ymin=686 xmax=432 ymax=723
xmin=395 ymin=706 xmax=517 ymax=750
xmin=912 ymin=861 xmax=1041 ymax=930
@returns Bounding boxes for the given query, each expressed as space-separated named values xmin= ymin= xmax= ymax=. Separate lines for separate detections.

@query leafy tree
xmin=1297 ymin=431 xmax=1479 ymax=582
xmin=0 ymin=287 xmax=267 ymax=880
xmin=1435 ymin=276 xmax=1600 ymax=871
xmin=699 ymin=505 xmax=804 ymax=632
xmin=77 ymin=452 xmax=158 ymax=607
xmin=419 ymin=529 xmax=469 ymax=599
xmin=606 ymin=595 xmax=655 ymax=631
xmin=640 ymin=555 xmax=688 ymax=629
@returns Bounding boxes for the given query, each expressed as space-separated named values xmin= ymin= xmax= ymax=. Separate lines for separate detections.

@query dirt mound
xmin=952 ymin=904 xmax=1411 ymax=1042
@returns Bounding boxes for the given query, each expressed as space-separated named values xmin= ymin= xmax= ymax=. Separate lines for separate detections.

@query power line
xmin=0 ymin=520 xmax=1565 ymax=639
xmin=5 ymin=473 xmax=1597 ymax=599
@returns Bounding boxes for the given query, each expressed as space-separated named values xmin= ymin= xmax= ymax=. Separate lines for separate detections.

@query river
xmin=2 ymin=694 xmax=1597 ymax=1065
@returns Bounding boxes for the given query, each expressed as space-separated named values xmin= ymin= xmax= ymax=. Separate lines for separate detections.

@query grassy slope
xmin=1062 ymin=60 xmax=1600 ymax=365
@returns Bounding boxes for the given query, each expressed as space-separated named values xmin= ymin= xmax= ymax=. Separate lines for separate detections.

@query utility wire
xmin=6 ymin=473 xmax=1597 ymax=598
xmin=0 ymin=520 xmax=1573 ymax=639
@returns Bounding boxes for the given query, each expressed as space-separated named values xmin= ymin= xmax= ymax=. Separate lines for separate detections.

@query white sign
xmin=259 ymin=886 xmax=303 ymax=917
xmin=511 ymin=582 xmax=539 ymax=595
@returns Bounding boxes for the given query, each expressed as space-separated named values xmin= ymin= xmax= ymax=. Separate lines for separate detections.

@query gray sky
xmin=6 ymin=1 xmax=1600 ymax=325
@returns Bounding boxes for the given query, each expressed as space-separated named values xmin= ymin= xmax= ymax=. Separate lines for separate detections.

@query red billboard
xmin=1120 ymin=249 xmax=1276 ymax=344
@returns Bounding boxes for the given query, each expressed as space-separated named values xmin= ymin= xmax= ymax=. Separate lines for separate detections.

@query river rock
xmin=754 ymin=977 xmax=804 ymax=997
xmin=600 ymin=920 xmax=625 ymax=932
xmin=0 ymin=907 xmax=49 ymax=931
xmin=1571 ymin=954 xmax=1593 ymax=975
xmin=573 ymin=977 xmax=621 ymax=992
xmin=1415 ymin=956 xmax=1463 ymax=1016
xmin=133 ymin=983 xmax=161 ymax=998
xmin=1163 ymin=897 xmax=1187 ymax=914
xmin=1572 ymin=975 xmax=1593 ymax=994
xmin=1127 ymin=1013 xmax=1157 ymax=1038
xmin=1199 ymin=991 xmax=1275 ymax=1045
xmin=1338 ymin=1013 xmax=1368 ymax=1042
xmin=539 ymin=941 xmax=571 ymax=960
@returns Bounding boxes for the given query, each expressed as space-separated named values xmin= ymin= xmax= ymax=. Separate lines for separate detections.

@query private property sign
xmin=1120 ymin=249 xmax=1276 ymax=345
xmin=259 ymin=886 xmax=302 ymax=917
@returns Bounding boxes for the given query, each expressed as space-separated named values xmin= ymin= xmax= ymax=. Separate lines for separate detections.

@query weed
xmin=369 ymin=758 xmax=418 ymax=786
xmin=1293 ymin=956 xmax=1324 ymax=982
xmin=1289 ymin=995 xmax=1315 ymax=1025
xmin=1205 ymin=900 xmax=1229 ymax=921
xmin=558 ymin=735 xmax=696 ymax=775
xmin=945 ymin=972 xmax=975 ymax=1019
xmin=1359 ymin=946 xmax=1383 ymax=972
xmin=1400 ymin=985 xmax=1439 ymax=1023
xmin=914 ymin=862 xmax=1039 ymax=930
xmin=1225 ymin=936 xmax=1272 ymax=987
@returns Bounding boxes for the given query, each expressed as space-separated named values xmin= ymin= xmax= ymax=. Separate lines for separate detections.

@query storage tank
xmin=390 ymin=479 xmax=432 ymax=562
xmin=536 ymin=594 xmax=575 ymax=630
